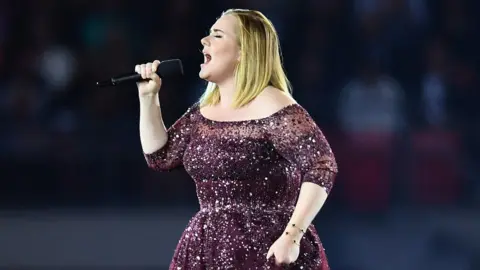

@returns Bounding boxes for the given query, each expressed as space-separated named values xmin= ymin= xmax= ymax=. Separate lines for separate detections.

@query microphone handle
xmin=112 ymin=73 xmax=145 ymax=85
xmin=96 ymin=73 xmax=148 ymax=87
xmin=96 ymin=59 xmax=183 ymax=87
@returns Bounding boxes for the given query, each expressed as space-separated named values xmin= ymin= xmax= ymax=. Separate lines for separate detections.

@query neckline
xmin=198 ymin=103 xmax=299 ymax=124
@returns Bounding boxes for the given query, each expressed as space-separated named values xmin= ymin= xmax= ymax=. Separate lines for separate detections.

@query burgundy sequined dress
xmin=144 ymin=102 xmax=337 ymax=270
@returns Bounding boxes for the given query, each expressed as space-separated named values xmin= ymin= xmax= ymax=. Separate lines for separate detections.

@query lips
xmin=204 ymin=53 xmax=212 ymax=64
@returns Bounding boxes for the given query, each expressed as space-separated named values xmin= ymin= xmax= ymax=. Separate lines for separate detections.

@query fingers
xmin=152 ymin=60 xmax=160 ymax=73
xmin=276 ymin=259 xmax=289 ymax=266
xmin=266 ymin=248 xmax=273 ymax=260
xmin=140 ymin=64 xmax=146 ymax=79
xmin=274 ymin=254 xmax=291 ymax=266
xmin=267 ymin=250 xmax=291 ymax=266
xmin=134 ymin=60 xmax=161 ymax=79
xmin=135 ymin=64 xmax=146 ymax=79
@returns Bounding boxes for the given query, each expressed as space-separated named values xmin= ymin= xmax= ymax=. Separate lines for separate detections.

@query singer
xmin=137 ymin=9 xmax=337 ymax=269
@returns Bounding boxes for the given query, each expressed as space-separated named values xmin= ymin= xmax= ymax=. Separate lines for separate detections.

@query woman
xmin=136 ymin=9 xmax=337 ymax=269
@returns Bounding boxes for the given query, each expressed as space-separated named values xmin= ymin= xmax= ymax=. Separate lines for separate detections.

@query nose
xmin=201 ymin=36 xmax=209 ymax=47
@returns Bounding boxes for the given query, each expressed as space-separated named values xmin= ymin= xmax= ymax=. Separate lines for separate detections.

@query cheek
xmin=214 ymin=42 xmax=239 ymax=64
xmin=216 ymin=49 xmax=239 ymax=67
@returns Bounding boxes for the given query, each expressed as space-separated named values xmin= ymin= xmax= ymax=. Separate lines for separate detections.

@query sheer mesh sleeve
xmin=267 ymin=104 xmax=338 ymax=194
xmin=143 ymin=103 xmax=198 ymax=171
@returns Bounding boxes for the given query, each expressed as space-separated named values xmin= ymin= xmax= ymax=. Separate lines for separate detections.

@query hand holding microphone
xmin=135 ymin=60 xmax=162 ymax=97
xmin=96 ymin=59 xmax=184 ymax=91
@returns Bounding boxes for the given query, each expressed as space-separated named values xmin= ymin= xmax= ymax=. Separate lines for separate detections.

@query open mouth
xmin=204 ymin=54 xmax=212 ymax=64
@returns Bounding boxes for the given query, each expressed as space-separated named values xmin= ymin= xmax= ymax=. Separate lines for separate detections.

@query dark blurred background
xmin=0 ymin=0 xmax=479 ymax=269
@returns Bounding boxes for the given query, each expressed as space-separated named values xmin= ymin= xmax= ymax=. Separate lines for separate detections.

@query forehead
xmin=211 ymin=14 xmax=238 ymax=34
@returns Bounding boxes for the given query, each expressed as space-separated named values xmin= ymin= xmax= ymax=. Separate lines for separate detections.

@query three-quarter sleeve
xmin=267 ymin=104 xmax=338 ymax=194
xmin=144 ymin=103 xmax=198 ymax=171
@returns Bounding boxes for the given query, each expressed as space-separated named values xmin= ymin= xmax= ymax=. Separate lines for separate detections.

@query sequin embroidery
xmin=144 ymin=102 xmax=337 ymax=269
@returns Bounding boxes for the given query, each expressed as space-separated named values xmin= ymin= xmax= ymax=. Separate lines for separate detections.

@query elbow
xmin=301 ymin=169 xmax=337 ymax=195
xmin=145 ymin=158 xmax=178 ymax=172
xmin=144 ymin=151 xmax=177 ymax=172
xmin=146 ymin=162 xmax=174 ymax=172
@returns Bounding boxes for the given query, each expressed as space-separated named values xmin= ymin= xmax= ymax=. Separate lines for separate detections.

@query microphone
xmin=96 ymin=59 xmax=184 ymax=87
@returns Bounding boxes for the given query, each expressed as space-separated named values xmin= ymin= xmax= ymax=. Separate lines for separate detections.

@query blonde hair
xmin=199 ymin=9 xmax=292 ymax=108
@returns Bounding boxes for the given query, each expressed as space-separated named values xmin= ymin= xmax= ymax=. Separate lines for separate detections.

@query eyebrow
xmin=210 ymin=28 xmax=225 ymax=34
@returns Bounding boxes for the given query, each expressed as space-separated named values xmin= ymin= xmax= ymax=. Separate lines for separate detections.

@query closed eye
xmin=208 ymin=28 xmax=225 ymax=38
xmin=204 ymin=31 xmax=222 ymax=39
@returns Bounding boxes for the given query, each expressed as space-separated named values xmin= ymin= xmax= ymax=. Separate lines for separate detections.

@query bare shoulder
xmin=250 ymin=86 xmax=297 ymax=116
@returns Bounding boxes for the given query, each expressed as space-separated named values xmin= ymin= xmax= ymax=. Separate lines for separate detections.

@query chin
xmin=199 ymin=66 xmax=227 ymax=83
xmin=199 ymin=70 xmax=210 ymax=80
xmin=199 ymin=67 xmax=218 ymax=82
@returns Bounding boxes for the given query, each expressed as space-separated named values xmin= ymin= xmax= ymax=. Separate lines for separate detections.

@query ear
xmin=236 ymin=50 xmax=241 ymax=62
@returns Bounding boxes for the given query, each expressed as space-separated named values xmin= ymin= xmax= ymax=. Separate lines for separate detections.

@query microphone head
xmin=158 ymin=59 xmax=184 ymax=78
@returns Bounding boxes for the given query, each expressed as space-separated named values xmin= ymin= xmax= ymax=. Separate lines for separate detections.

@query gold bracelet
xmin=290 ymin=223 xmax=306 ymax=234
xmin=284 ymin=224 xmax=306 ymax=238
xmin=284 ymin=230 xmax=302 ymax=246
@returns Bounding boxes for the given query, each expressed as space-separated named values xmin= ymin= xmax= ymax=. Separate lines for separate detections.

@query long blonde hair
xmin=199 ymin=9 xmax=292 ymax=108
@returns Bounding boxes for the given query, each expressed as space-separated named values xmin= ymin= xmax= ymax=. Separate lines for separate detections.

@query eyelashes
xmin=205 ymin=31 xmax=222 ymax=38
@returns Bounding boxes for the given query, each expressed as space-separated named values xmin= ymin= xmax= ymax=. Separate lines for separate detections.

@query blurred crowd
xmin=0 ymin=0 xmax=479 ymax=210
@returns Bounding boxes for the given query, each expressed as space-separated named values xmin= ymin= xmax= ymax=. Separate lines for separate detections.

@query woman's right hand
xmin=135 ymin=60 xmax=162 ymax=97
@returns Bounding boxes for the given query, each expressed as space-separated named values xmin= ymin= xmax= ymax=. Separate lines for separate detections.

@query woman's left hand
xmin=266 ymin=234 xmax=300 ymax=266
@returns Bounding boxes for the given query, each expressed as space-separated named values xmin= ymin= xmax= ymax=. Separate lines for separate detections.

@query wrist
xmin=139 ymin=92 xmax=158 ymax=99
xmin=139 ymin=93 xmax=159 ymax=106
xmin=283 ymin=231 xmax=302 ymax=244
xmin=283 ymin=223 xmax=306 ymax=243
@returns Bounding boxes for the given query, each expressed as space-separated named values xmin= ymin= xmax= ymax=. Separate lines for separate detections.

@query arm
xmin=269 ymin=105 xmax=338 ymax=241
xmin=141 ymin=97 xmax=197 ymax=171
xmin=139 ymin=94 xmax=167 ymax=154
xmin=284 ymin=183 xmax=329 ymax=242
xmin=135 ymin=60 xmax=196 ymax=172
